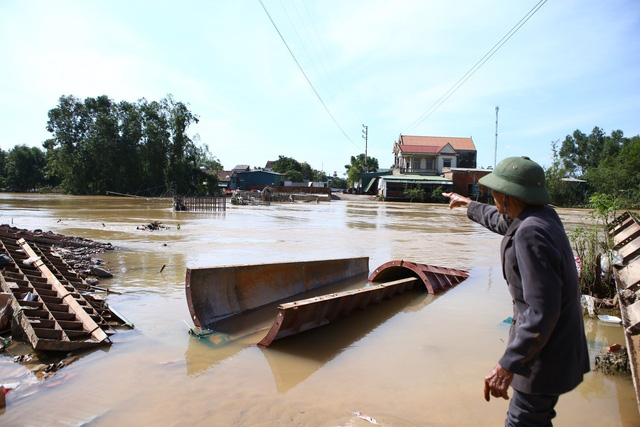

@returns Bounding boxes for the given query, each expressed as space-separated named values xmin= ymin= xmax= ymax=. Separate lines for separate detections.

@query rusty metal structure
xmin=0 ymin=230 xmax=125 ymax=351
xmin=610 ymin=211 xmax=640 ymax=411
xmin=186 ymin=257 xmax=369 ymax=329
xmin=186 ymin=257 xmax=469 ymax=347
xmin=368 ymin=260 xmax=470 ymax=293
xmin=174 ymin=196 xmax=227 ymax=212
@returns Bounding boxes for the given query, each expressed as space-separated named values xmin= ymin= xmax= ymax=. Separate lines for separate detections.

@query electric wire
xmin=259 ymin=0 xmax=362 ymax=150
xmin=403 ymin=0 xmax=548 ymax=134
xmin=301 ymin=1 xmax=361 ymax=129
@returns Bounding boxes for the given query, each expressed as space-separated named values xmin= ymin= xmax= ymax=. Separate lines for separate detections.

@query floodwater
xmin=0 ymin=194 xmax=638 ymax=426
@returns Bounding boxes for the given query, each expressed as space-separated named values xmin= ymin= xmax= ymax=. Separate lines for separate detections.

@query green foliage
xmin=430 ymin=186 xmax=447 ymax=203
xmin=545 ymin=140 xmax=586 ymax=206
xmin=569 ymin=193 xmax=621 ymax=297
xmin=286 ymin=170 xmax=305 ymax=183
xmin=344 ymin=153 xmax=379 ymax=186
xmin=0 ymin=148 xmax=7 ymax=188
xmin=553 ymin=127 xmax=640 ymax=208
xmin=272 ymin=155 xmax=325 ymax=183
xmin=403 ymin=185 xmax=425 ymax=202
xmin=5 ymin=145 xmax=46 ymax=192
xmin=330 ymin=177 xmax=348 ymax=189
xmin=44 ymin=94 xmax=218 ymax=195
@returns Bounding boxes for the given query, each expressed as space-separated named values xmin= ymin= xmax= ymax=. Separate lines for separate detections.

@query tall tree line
xmin=546 ymin=127 xmax=640 ymax=207
xmin=0 ymin=94 xmax=220 ymax=195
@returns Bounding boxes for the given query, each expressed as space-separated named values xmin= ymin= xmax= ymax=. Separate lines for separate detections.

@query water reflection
xmin=262 ymin=290 xmax=436 ymax=392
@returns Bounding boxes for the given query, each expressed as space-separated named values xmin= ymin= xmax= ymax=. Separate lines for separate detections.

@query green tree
xmin=403 ymin=185 xmax=425 ymax=202
xmin=44 ymin=94 xmax=217 ymax=196
xmin=344 ymin=154 xmax=379 ymax=186
xmin=329 ymin=177 xmax=348 ymax=189
xmin=554 ymin=128 xmax=640 ymax=208
xmin=285 ymin=170 xmax=304 ymax=183
xmin=5 ymin=145 xmax=46 ymax=192
xmin=0 ymin=148 xmax=7 ymax=188
xmin=272 ymin=156 xmax=301 ymax=175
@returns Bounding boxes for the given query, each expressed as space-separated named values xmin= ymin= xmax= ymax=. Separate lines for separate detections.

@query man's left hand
xmin=484 ymin=363 xmax=514 ymax=401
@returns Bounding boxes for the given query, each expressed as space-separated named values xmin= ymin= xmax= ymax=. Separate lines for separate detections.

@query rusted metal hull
xmin=186 ymin=257 xmax=469 ymax=347
xmin=368 ymin=260 xmax=469 ymax=293
xmin=610 ymin=211 xmax=640 ymax=412
xmin=186 ymin=257 xmax=370 ymax=329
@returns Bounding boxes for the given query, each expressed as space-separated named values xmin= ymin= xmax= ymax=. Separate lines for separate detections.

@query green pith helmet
xmin=479 ymin=156 xmax=551 ymax=205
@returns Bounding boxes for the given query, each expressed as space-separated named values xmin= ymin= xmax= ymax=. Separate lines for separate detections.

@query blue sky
xmin=1 ymin=0 xmax=639 ymax=177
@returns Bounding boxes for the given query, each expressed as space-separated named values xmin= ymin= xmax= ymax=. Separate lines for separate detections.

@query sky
xmin=1 ymin=0 xmax=639 ymax=178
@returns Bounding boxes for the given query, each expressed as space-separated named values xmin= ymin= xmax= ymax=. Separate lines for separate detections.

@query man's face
xmin=492 ymin=190 xmax=506 ymax=214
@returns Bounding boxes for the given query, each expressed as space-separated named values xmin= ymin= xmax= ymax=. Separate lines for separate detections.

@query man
xmin=444 ymin=156 xmax=589 ymax=426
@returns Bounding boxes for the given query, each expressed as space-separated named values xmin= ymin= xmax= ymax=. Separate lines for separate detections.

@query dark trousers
xmin=505 ymin=389 xmax=559 ymax=427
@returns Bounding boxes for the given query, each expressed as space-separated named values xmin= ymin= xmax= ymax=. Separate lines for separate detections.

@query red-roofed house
xmin=392 ymin=135 xmax=477 ymax=174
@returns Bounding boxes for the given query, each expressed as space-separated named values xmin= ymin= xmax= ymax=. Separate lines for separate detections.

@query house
xmin=374 ymin=135 xmax=476 ymax=200
xmin=232 ymin=165 xmax=251 ymax=173
xmin=209 ymin=170 xmax=237 ymax=192
xmin=392 ymin=135 xmax=477 ymax=174
xmin=264 ymin=160 xmax=276 ymax=171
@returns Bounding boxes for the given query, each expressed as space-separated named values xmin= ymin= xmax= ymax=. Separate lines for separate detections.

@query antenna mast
xmin=362 ymin=124 xmax=368 ymax=170
xmin=494 ymin=106 xmax=499 ymax=168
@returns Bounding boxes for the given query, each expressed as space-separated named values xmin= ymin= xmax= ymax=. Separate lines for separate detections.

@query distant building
xmin=264 ymin=160 xmax=276 ymax=171
xmin=392 ymin=135 xmax=477 ymax=173
xmin=232 ymin=165 xmax=251 ymax=173
xmin=212 ymin=170 xmax=237 ymax=192
xmin=236 ymin=170 xmax=285 ymax=190
xmin=373 ymin=135 xmax=477 ymax=200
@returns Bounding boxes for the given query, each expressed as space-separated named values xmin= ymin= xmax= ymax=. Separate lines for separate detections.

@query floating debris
xmin=353 ymin=411 xmax=380 ymax=425
xmin=595 ymin=344 xmax=630 ymax=375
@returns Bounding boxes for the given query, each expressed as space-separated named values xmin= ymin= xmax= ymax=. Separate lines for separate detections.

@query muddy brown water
xmin=0 ymin=194 xmax=638 ymax=426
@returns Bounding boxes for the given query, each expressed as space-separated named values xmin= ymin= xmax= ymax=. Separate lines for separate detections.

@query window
xmin=443 ymin=158 xmax=452 ymax=168
xmin=425 ymin=159 xmax=434 ymax=170
xmin=413 ymin=159 xmax=421 ymax=170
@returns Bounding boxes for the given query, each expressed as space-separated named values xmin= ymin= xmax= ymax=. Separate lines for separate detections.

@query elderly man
xmin=444 ymin=156 xmax=589 ymax=426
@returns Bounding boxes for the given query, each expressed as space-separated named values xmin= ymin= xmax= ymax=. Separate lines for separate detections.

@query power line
xmin=258 ymin=0 xmax=361 ymax=150
xmin=404 ymin=0 xmax=548 ymax=134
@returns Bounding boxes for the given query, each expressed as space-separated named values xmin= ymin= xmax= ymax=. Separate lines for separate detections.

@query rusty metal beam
xmin=257 ymin=277 xmax=419 ymax=347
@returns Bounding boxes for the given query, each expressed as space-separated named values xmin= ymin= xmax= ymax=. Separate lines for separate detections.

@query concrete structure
xmin=443 ymin=167 xmax=493 ymax=199
xmin=392 ymin=135 xmax=477 ymax=174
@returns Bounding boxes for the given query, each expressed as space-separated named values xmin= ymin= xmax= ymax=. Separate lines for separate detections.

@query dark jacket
xmin=467 ymin=201 xmax=590 ymax=395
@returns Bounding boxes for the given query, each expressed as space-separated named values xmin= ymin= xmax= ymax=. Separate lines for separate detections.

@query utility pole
xmin=494 ymin=106 xmax=499 ymax=168
xmin=362 ymin=124 xmax=368 ymax=170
